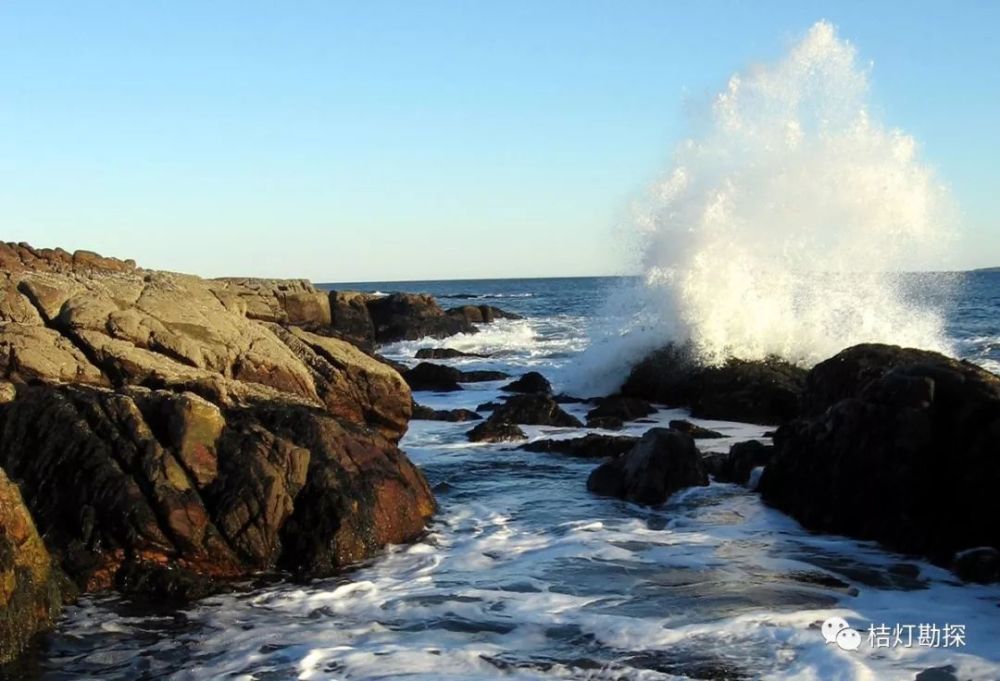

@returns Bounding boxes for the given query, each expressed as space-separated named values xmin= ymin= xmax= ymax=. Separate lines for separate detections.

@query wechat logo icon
xmin=822 ymin=617 xmax=862 ymax=652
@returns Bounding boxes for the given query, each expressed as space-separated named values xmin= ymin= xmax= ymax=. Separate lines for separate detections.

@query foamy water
xmin=581 ymin=20 xmax=957 ymax=386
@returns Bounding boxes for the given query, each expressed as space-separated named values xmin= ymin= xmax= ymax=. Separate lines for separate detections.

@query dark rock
xmin=411 ymin=403 xmax=483 ymax=422
xmin=520 ymin=434 xmax=639 ymax=459
xmin=714 ymin=440 xmax=774 ymax=485
xmin=476 ymin=401 xmax=501 ymax=412
xmin=446 ymin=305 xmax=522 ymax=324
xmin=327 ymin=290 xmax=377 ymax=350
xmin=500 ymin=372 xmax=552 ymax=395
xmin=621 ymin=344 xmax=806 ymax=425
xmin=402 ymin=363 xmax=508 ymax=391
xmin=488 ymin=394 xmax=583 ymax=428
xmin=587 ymin=428 xmax=708 ymax=505
xmin=952 ymin=547 xmax=1000 ymax=584
xmin=759 ymin=344 xmax=1000 ymax=570
xmin=415 ymin=347 xmax=489 ymax=359
xmin=367 ymin=293 xmax=476 ymax=344
xmin=114 ymin=560 xmax=224 ymax=603
xmin=402 ymin=362 xmax=463 ymax=392
xmin=586 ymin=396 xmax=655 ymax=426
xmin=553 ymin=393 xmax=588 ymax=404
xmin=587 ymin=416 xmax=624 ymax=430
xmin=467 ymin=420 xmax=527 ymax=443
xmin=668 ymin=419 xmax=725 ymax=439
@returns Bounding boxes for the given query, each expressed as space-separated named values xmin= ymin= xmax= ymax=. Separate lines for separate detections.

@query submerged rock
xmin=500 ymin=371 xmax=553 ymax=395
xmin=587 ymin=428 xmax=708 ymax=505
xmin=415 ymin=347 xmax=489 ymax=359
xmin=412 ymin=403 xmax=483 ymax=422
xmin=519 ymin=434 xmax=639 ymax=459
xmin=621 ymin=344 xmax=805 ymax=425
xmin=668 ymin=419 xmax=725 ymax=439
xmin=759 ymin=344 xmax=1000 ymax=578
xmin=467 ymin=420 xmax=527 ymax=443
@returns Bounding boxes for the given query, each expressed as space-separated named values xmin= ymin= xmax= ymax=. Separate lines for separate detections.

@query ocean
xmin=22 ymin=272 xmax=1000 ymax=681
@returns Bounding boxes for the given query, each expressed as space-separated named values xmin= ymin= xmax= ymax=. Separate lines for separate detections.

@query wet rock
xmin=402 ymin=362 xmax=509 ymax=392
xmin=446 ymin=305 xmax=522 ymax=324
xmin=553 ymin=393 xmax=588 ymax=404
xmin=586 ymin=396 xmax=655 ymax=426
xmin=668 ymin=419 xmax=725 ymax=439
xmin=476 ymin=401 xmax=501 ymax=412
xmin=586 ymin=416 xmax=624 ymax=430
xmin=952 ymin=547 xmax=1000 ymax=584
xmin=367 ymin=293 xmax=475 ymax=344
xmin=713 ymin=440 xmax=774 ymax=485
xmin=759 ymin=344 xmax=1000 ymax=571
xmin=500 ymin=371 xmax=552 ymax=395
xmin=0 ymin=469 xmax=63 ymax=664
xmin=587 ymin=428 xmax=708 ymax=505
xmin=487 ymin=394 xmax=583 ymax=428
xmin=114 ymin=560 xmax=224 ymax=603
xmin=467 ymin=420 xmax=527 ymax=443
xmin=621 ymin=344 xmax=806 ymax=425
xmin=415 ymin=347 xmax=488 ymax=359
xmin=412 ymin=403 xmax=483 ymax=422
xmin=519 ymin=434 xmax=639 ymax=459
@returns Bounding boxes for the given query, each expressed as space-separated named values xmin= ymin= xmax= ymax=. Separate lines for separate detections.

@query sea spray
xmin=574 ymin=21 xmax=956 ymax=395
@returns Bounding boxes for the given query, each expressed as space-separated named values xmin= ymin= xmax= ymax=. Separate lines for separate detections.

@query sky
xmin=1 ymin=1 xmax=998 ymax=281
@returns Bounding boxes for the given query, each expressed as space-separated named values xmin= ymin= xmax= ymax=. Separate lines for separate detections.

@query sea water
xmin=19 ymin=272 xmax=1000 ymax=681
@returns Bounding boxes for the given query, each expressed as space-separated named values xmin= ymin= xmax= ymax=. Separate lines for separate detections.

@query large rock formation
xmin=0 ymin=242 xmax=435 ymax=601
xmin=620 ymin=344 xmax=806 ymax=425
xmin=759 ymin=344 xmax=1000 ymax=575
xmin=366 ymin=293 xmax=476 ymax=344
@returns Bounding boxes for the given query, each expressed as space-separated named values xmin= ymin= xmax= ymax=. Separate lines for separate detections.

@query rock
xmin=476 ymin=401 xmax=501 ymax=412
xmin=210 ymin=278 xmax=332 ymax=328
xmin=519 ymin=434 xmax=639 ymax=459
xmin=446 ymin=304 xmax=522 ymax=324
xmin=327 ymin=291 xmax=377 ymax=350
xmin=114 ymin=560 xmax=224 ymax=603
xmin=952 ymin=547 xmax=1000 ymax=584
xmin=586 ymin=428 xmax=707 ymax=505
xmin=553 ymin=393 xmax=588 ymax=404
xmin=366 ymin=293 xmax=475 ymax=344
xmin=759 ymin=344 xmax=1000 ymax=572
xmin=487 ymin=394 xmax=583 ymax=427
xmin=714 ymin=440 xmax=774 ymax=485
xmin=500 ymin=371 xmax=552 ymax=395
xmin=401 ymin=363 xmax=508 ymax=392
xmin=586 ymin=396 xmax=655 ymax=426
xmin=402 ymin=362 xmax=463 ymax=392
xmin=415 ymin=347 xmax=488 ymax=359
xmin=0 ymin=242 xmax=135 ymax=275
xmin=621 ymin=344 xmax=806 ymax=424
xmin=0 ymin=243 xmax=435 ymax=598
xmin=467 ymin=420 xmax=526 ymax=443
xmin=668 ymin=419 xmax=725 ymax=439
xmin=412 ymin=403 xmax=483 ymax=422
xmin=586 ymin=416 xmax=624 ymax=430
xmin=0 ymin=468 xmax=63 ymax=664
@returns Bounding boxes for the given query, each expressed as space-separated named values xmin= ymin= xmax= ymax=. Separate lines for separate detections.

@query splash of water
xmin=577 ymin=21 xmax=956 ymax=394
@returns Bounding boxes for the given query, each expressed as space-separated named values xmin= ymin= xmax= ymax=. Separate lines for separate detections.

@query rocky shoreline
xmin=0 ymin=242 xmax=531 ymax=662
xmin=3 ymin=241 xmax=1000 ymax=666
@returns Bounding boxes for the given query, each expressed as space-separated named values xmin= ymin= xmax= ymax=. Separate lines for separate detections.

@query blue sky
xmin=1 ymin=1 xmax=997 ymax=281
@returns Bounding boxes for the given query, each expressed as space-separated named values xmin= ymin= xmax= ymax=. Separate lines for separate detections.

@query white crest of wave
xmin=575 ymin=21 xmax=957 ymax=395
